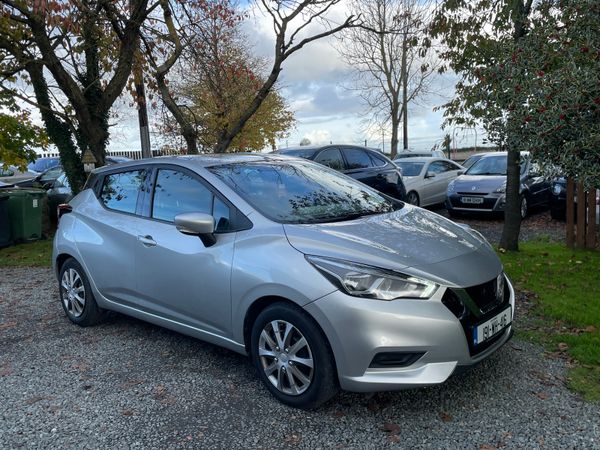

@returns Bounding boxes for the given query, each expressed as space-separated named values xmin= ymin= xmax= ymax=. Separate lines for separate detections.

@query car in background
xmin=460 ymin=153 xmax=488 ymax=170
xmin=53 ymin=153 xmax=514 ymax=408
xmin=276 ymin=145 xmax=406 ymax=200
xmin=395 ymin=157 xmax=465 ymax=207
xmin=446 ymin=152 xmax=550 ymax=219
xmin=550 ymin=177 xmax=599 ymax=223
xmin=395 ymin=149 xmax=445 ymax=159
xmin=27 ymin=157 xmax=61 ymax=174
xmin=0 ymin=165 xmax=38 ymax=185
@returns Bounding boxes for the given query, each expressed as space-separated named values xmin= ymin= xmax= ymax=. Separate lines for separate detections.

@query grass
xmin=500 ymin=242 xmax=600 ymax=402
xmin=0 ymin=238 xmax=52 ymax=267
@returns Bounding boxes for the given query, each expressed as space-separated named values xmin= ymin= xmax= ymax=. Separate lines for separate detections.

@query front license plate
xmin=473 ymin=306 xmax=512 ymax=345
xmin=461 ymin=196 xmax=484 ymax=204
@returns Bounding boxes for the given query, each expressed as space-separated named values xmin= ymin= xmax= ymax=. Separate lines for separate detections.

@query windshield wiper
xmin=470 ymin=171 xmax=506 ymax=176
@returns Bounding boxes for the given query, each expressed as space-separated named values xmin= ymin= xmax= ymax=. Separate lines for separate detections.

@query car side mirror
xmin=425 ymin=171 xmax=436 ymax=178
xmin=457 ymin=170 xmax=464 ymax=175
xmin=43 ymin=181 xmax=55 ymax=190
xmin=174 ymin=212 xmax=216 ymax=247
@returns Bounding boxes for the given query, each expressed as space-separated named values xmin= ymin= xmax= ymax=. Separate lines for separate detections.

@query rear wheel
xmin=59 ymin=258 xmax=104 ymax=327
xmin=407 ymin=191 xmax=420 ymax=206
xmin=250 ymin=303 xmax=338 ymax=409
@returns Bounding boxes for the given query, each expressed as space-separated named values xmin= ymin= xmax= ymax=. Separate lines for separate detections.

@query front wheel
xmin=250 ymin=303 xmax=338 ymax=409
xmin=407 ymin=191 xmax=420 ymax=206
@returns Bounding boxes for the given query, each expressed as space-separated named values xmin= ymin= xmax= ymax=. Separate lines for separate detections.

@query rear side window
xmin=315 ymin=148 xmax=344 ymax=170
xmin=343 ymin=148 xmax=374 ymax=170
xmin=151 ymin=169 xmax=231 ymax=231
xmin=100 ymin=170 xmax=147 ymax=214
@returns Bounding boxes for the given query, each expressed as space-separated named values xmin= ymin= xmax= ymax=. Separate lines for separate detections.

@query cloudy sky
xmin=107 ymin=2 xmax=485 ymax=155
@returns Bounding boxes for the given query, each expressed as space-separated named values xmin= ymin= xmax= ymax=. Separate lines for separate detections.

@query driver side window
xmin=152 ymin=169 xmax=231 ymax=231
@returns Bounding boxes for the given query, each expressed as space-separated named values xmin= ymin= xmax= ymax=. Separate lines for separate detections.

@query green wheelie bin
xmin=0 ymin=191 xmax=10 ymax=247
xmin=6 ymin=188 xmax=47 ymax=243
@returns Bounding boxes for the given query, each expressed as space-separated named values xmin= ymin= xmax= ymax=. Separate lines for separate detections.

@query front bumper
xmin=304 ymin=275 xmax=515 ymax=392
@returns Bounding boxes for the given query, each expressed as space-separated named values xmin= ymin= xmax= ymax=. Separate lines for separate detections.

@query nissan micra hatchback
xmin=53 ymin=154 xmax=515 ymax=408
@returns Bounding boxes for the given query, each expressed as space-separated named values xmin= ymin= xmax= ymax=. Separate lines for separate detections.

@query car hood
xmin=452 ymin=175 xmax=508 ymax=194
xmin=284 ymin=205 xmax=501 ymax=287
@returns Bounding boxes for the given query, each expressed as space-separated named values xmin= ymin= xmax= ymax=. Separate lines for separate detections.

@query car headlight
xmin=306 ymin=256 xmax=438 ymax=300
xmin=494 ymin=182 xmax=506 ymax=193
xmin=447 ymin=181 xmax=456 ymax=194
xmin=552 ymin=183 xmax=564 ymax=195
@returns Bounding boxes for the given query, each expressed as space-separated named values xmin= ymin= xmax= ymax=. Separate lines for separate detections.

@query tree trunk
xmin=401 ymin=29 xmax=409 ymax=151
xmin=499 ymin=148 xmax=522 ymax=250
xmin=390 ymin=108 xmax=400 ymax=159
xmin=26 ymin=62 xmax=86 ymax=194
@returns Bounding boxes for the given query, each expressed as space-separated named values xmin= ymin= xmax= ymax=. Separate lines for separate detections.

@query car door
xmin=76 ymin=168 xmax=150 ymax=305
xmin=134 ymin=166 xmax=236 ymax=337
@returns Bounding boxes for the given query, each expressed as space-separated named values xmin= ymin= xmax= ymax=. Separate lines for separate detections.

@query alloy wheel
xmin=61 ymin=268 xmax=86 ymax=318
xmin=258 ymin=320 xmax=314 ymax=395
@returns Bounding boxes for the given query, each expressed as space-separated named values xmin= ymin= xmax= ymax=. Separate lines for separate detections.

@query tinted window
xmin=397 ymin=162 xmax=424 ymax=177
xmin=101 ymin=170 xmax=146 ymax=214
xmin=369 ymin=152 xmax=387 ymax=167
xmin=209 ymin=160 xmax=398 ymax=224
xmin=315 ymin=148 xmax=344 ymax=170
xmin=344 ymin=148 xmax=373 ymax=170
xmin=277 ymin=148 xmax=317 ymax=159
xmin=152 ymin=170 xmax=213 ymax=222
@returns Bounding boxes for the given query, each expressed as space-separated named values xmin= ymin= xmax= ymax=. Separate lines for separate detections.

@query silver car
xmin=53 ymin=154 xmax=515 ymax=408
xmin=395 ymin=157 xmax=465 ymax=207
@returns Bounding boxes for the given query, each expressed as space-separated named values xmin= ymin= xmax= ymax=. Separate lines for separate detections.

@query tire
xmin=550 ymin=206 xmax=565 ymax=221
xmin=407 ymin=191 xmax=420 ymax=206
xmin=59 ymin=258 xmax=105 ymax=327
xmin=250 ymin=302 xmax=338 ymax=409
xmin=520 ymin=195 xmax=528 ymax=219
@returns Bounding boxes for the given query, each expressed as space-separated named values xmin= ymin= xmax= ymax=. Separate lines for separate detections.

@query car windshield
xmin=396 ymin=162 xmax=424 ymax=177
xmin=466 ymin=155 xmax=528 ymax=176
xmin=28 ymin=158 xmax=60 ymax=172
xmin=209 ymin=160 xmax=399 ymax=224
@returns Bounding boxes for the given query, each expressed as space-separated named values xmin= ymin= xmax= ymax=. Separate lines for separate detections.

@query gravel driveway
xmin=1 ymin=266 xmax=598 ymax=449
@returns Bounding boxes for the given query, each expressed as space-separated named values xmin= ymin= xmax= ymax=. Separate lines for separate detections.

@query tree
xmin=145 ymin=0 xmax=357 ymax=154
xmin=0 ymin=96 xmax=47 ymax=168
xmin=498 ymin=0 xmax=600 ymax=188
xmin=338 ymin=0 xmax=438 ymax=159
xmin=431 ymin=0 xmax=535 ymax=251
xmin=299 ymin=137 xmax=311 ymax=146
xmin=0 ymin=0 xmax=156 ymax=192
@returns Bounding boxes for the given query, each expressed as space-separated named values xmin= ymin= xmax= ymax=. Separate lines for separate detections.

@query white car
xmin=395 ymin=157 xmax=465 ymax=207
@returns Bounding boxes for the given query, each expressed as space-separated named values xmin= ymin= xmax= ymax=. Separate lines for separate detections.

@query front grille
xmin=442 ymin=276 xmax=511 ymax=356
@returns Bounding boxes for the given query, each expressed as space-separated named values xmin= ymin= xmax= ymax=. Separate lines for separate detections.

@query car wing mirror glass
xmin=174 ymin=212 xmax=216 ymax=247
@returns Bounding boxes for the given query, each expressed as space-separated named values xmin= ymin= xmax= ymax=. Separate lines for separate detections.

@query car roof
xmin=278 ymin=144 xmax=382 ymax=153
xmin=395 ymin=157 xmax=456 ymax=163
xmin=90 ymin=153 xmax=297 ymax=174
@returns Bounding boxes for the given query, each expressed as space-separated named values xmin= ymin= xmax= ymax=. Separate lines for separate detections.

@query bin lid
xmin=0 ymin=187 xmax=47 ymax=198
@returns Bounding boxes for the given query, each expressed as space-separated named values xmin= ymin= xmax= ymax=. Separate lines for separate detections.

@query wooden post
xmin=587 ymin=188 xmax=597 ymax=249
xmin=576 ymin=181 xmax=586 ymax=248
xmin=566 ymin=177 xmax=575 ymax=248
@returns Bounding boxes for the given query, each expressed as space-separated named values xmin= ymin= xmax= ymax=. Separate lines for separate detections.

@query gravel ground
xmin=1 ymin=266 xmax=599 ymax=450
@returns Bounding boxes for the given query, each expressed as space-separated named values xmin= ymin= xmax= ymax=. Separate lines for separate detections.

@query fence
xmin=37 ymin=148 xmax=183 ymax=160
xmin=565 ymin=178 xmax=599 ymax=250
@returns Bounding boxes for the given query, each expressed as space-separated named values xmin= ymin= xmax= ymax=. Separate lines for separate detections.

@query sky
xmin=103 ymin=2 xmax=486 ymax=155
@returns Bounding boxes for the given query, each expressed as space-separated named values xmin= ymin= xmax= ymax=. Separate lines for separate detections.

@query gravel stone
xmin=1 ymin=251 xmax=599 ymax=449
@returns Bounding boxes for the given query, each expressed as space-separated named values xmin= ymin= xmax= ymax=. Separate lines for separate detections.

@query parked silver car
xmin=395 ymin=157 xmax=465 ymax=207
xmin=53 ymin=154 xmax=515 ymax=408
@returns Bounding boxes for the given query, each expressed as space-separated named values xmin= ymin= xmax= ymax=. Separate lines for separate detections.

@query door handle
xmin=137 ymin=235 xmax=157 ymax=247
